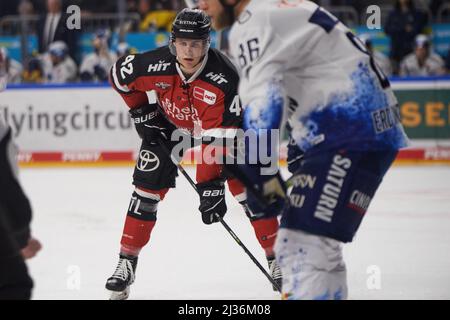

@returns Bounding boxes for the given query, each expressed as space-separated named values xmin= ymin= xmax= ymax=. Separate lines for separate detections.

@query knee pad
xmin=121 ymin=189 xmax=163 ymax=250
xmin=126 ymin=190 xmax=160 ymax=221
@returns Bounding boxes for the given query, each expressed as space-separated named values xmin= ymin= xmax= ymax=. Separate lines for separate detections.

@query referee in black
xmin=0 ymin=117 xmax=41 ymax=299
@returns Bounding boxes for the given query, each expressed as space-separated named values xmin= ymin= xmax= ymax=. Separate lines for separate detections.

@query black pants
xmin=0 ymin=210 xmax=33 ymax=300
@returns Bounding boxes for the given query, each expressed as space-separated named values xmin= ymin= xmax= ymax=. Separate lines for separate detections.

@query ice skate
xmin=267 ymin=256 xmax=282 ymax=292
xmin=105 ymin=254 xmax=138 ymax=300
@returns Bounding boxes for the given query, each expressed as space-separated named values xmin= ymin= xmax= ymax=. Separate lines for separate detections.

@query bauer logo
xmin=133 ymin=111 xmax=158 ymax=124
xmin=137 ymin=150 xmax=160 ymax=172
xmin=193 ymin=87 xmax=217 ymax=105
xmin=202 ymin=189 xmax=225 ymax=197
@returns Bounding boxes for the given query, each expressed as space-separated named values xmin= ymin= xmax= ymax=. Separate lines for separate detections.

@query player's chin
xmin=181 ymin=58 xmax=195 ymax=66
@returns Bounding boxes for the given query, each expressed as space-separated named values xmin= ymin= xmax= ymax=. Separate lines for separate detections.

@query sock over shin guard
xmin=120 ymin=188 xmax=168 ymax=255
xmin=250 ymin=217 xmax=279 ymax=257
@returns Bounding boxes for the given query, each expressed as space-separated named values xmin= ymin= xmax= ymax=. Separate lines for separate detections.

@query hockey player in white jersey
xmin=200 ymin=0 xmax=409 ymax=300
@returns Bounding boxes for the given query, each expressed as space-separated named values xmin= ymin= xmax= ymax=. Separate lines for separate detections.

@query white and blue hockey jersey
xmin=228 ymin=0 xmax=409 ymax=154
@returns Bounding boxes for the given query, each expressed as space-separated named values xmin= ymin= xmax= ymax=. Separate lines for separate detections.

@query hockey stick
xmin=156 ymin=138 xmax=282 ymax=293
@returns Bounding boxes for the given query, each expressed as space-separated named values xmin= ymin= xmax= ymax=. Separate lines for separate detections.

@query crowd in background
xmin=1 ymin=0 xmax=450 ymax=84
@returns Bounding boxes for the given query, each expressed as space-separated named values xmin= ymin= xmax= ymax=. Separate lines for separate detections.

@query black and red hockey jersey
xmin=110 ymin=46 xmax=241 ymax=137
xmin=110 ymin=46 xmax=242 ymax=184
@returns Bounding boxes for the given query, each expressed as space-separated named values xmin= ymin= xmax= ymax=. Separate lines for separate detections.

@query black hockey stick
xmin=156 ymin=138 xmax=282 ymax=293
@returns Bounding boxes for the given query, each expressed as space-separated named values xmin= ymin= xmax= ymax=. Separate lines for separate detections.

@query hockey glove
xmin=129 ymin=104 xmax=172 ymax=144
xmin=197 ymin=179 xmax=227 ymax=225
xmin=248 ymin=172 xmax=287 ymax=218
xmin=228 ymin=164 xmax=287 ymax=219
xmin=287 ymin=141 xmax=304 ymax=174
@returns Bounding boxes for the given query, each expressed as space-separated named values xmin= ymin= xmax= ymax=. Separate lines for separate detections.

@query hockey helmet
xmin=48 ymin=41 xmax=68 ymax=58
xmin=170 ymin=8 xmax=211 ymax=55
xmin=415 ymin=34 xmax=430 ymax=49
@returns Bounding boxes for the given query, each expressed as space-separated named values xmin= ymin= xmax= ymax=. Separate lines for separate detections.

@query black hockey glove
xmin=197 ymin=179 xmax=227 ymax=225
xmin=129 ymin=104 xmax=171 ymax=144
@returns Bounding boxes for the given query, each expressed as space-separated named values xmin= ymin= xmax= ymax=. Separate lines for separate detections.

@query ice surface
xmin=20 ymin=165 xmax=450 ymax=299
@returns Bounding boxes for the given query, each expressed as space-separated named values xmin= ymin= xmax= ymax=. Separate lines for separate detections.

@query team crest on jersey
xmin=155 ymin=82 xmax=171 ymax=90
xmin=193 ymin=86 xmax=217 ymax=105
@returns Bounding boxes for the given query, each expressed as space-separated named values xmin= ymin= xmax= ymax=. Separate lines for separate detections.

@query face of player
xmin=198 ymin=0 xmax=232 ymax=31
xmin=174 ymin=38 xmax=207 ymax=72
xmin=50 ymin=54 xmax=62 ymax=66
xmin=47 ymin=0 xmax=61 ymax=14
xmin=93 ymin=37 xmax=107 ymax=51
xmin=415 ymin=46 xmax=428 ymax=62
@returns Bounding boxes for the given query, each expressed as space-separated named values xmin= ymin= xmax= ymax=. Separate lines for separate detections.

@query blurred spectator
xmin=22 ymin=56 xmax=45 ymax=83
xmin=445 ymin=48 xmax=450 ymax=73
xmin=385 ymin=0 xmax=428 ymax=75
xmin=0 ymin=61 xmax=6 ymax=91
xmin=138 ymin=0 xmax=177 ymax=32
xmin=17 ymin=0 xmax=35 ymax=16
xmin=79 ymin=29 xmax=116 ymax=82
xmin=115 ymin=42 xmax=133 ymax=58
xmin=0 ymin=47 xmax=23 ymax=84
xmin=41 ymin=41 xmax=77 ymax=83
xmin=37 ymin=0 xmax=78 ymax=59
xmin=400 ymin=34 xmax=446 ymax=77
xmin=359 ymin=33 xmax=393 ymax=77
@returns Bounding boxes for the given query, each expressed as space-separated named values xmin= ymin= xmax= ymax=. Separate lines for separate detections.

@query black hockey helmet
xmin=170 ymin=8 xmax=211 ymax=55
xmin=171 ymin=8 xmax=211 ymax=41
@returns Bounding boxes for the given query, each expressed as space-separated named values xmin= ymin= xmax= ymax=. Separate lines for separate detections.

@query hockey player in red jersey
xmin=105 ymin=8 xmax=281 ymax=300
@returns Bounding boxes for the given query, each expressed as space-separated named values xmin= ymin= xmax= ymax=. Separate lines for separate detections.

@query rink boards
xmin=1 ymin=79 xmax=449 ymax=167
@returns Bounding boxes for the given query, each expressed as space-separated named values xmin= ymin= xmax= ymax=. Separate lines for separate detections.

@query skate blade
xmin=108 ymin=287 xmax=130 ymax=300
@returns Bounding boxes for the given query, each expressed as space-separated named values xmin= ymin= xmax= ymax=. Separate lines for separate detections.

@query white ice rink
xmin=20 ymin=165 xmax=450 ymax=300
